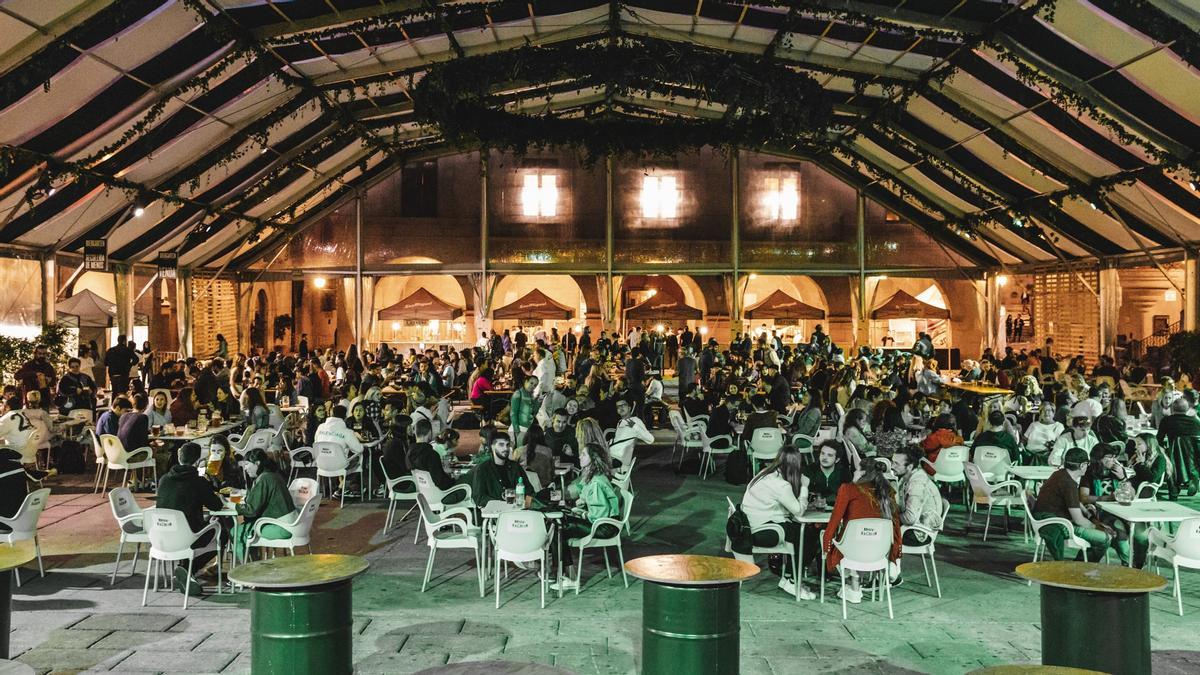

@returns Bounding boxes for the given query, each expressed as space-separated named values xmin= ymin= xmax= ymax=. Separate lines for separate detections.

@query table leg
xmin=0 ymin=569 xmax=12 ymax=659
xmin=797 ymin=524 xmax=806 ymax=585
xmin=556 ymin=524 xmax=563 ymax=599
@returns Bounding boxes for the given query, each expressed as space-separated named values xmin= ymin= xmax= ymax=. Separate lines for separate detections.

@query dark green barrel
xmin=0 ymin=570 xmax=12 ymax=659
xmin=642 ymin=581 xmax=741 ymax=675
xmin=1040 ymin=585 xmax=1151 ymax=675
xmin=250 ymin=579 xmax=354 ymax=675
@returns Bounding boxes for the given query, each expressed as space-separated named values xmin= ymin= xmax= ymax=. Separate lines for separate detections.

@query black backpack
xmin=725 ymin=501 xmax=753 ymax=556
xmin=724 ymin=447 xmax=751 ymax=485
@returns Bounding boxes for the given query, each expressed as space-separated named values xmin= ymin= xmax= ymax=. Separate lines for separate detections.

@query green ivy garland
xmin=412 ymin=38 xmax=834 ymax=164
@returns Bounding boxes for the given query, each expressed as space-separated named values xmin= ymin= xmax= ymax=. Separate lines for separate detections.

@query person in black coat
xmin=0 ymin=448 xmax=30 ymax=530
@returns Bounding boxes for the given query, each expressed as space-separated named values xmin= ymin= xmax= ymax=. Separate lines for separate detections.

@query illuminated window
xmin=764 ymin=175 xmax=799 ymax=222
xmin=521 ymin=173 xmax=557 ymax=217
xmin=641 ymin=175 xmax=678 ymax=219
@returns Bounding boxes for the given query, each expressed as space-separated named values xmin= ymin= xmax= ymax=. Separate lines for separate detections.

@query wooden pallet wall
xmin=1033 ymin=270 xmax=1099 ymax=363
xmin=191 ymin=275 xmax=239 ymax=358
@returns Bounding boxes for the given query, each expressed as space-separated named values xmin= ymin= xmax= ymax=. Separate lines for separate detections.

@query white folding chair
xmin=569 ymin=488 xmax=634 ymax=594
xmin=972 ymin=445 xmax=1012 ymax=482
xmin=922 ymin=445 xmax=968 ymax=504
xmin=822 ymin=517 xmax=895 ymax=620
xmin=699 ymin=426 xmax=735 ymax=480
xmin=99 ymin=434 xmax=157 ymax=494
xmin=612 ymin=457 xmax=636 ymax=496
xmin=88 ymin=429 xmax=107 ymax=493
xmin=141 ymin=508 xmax=222 ymax=609
xmin=246 ymin=494 xmax=319 ymax=558
xmin=747 ymin=427 xmax=784 ymax=475
xmin=416 ymin=494 xmax=484 ymax=597
xmin=964 ymin=461 xmax=1024 ymax=541
xmin=493 ymin=510 xmax=553 ymax=609
xmin=314 ymin=441 xmax=364 ymax=507
xmin=1023 ymin=493 xmax=1107 ymax=583
xmin=288 ymin=446 xmax=316 ymax=482
xmin=723 ymin=497 xmax=801 ymax=601
xmin=0 ymin=488 xmax=50 ymax=586
xmin=668 ymin=409 xmax=704 ymax=467
xmin=1148 ymin=517 xmax=1200 ymax=616
xmin=288 ymin=477 xmax=320 ymax=505
xmin=901 ymin=499 xmax=950 ymax=598
xmin=412 ymin=469 xmax=474 ymax=544
xmin=108 ymin=487 xmax=149 ymax=584
xmin=378 ymin=457 xmax=417 ymax=535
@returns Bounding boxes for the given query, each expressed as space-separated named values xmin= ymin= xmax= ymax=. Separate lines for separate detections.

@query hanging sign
xmin=84 ymin=239 xmax=107 ymax=271
xmin=156 ymin=251 xmax=178 ymax=279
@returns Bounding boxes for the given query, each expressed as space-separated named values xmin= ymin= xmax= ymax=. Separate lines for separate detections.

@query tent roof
xmin=1 ymin=1 xmax=1197 ymax=269
xmin=872 ymin=290 xmax=951 ymax=320
xmin=377 ymin=288 xmax=463 ymax=321
xmin=56 ymin=289 xmax=119 ymax=327
xmin=492 ymin=289 xmax=574 ymax=320
xmin=744 ymin=290 xmax=825 ymax=320
xmin=625 ymin=294 xmax=703 ymax=321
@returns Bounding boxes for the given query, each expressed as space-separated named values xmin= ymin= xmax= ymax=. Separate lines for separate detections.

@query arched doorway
xmin=251 ymin=289 xmax=269 ymax=349
xmin=869 ymin=278 xmax=951 ymax=348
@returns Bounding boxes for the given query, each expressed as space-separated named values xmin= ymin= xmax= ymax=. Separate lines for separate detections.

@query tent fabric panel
xmin=872 ymin=290 xmax=951 ymax=320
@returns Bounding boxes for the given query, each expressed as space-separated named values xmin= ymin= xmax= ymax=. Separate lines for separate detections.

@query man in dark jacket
xmin=15 ymin=343 xmax=57 ymax=407
xmin=194 ymin=359 xmax=221 ymax=406
xmin=156 ymin=442 xmax=224 ymax=591
xmin=1158 ymin=397 xmax=1200 ymax=495
xmin=406 ymin=419 xmax=466 ymax=504
xmin=104 ymin=335 xmax=138 ymax=396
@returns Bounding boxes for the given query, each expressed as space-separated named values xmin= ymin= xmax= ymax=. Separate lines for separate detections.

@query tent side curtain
xmin=871 ymin=290 xmax=950 ymax=320
xmin=492 ymin=289 xmax=575 ymax=320
xmin=744 ymin=290 xmax=825 ymax=320
xmin=55 ymin=288 xmax=147 ymax=327
xmin=624 ymin=295 xmax=703 ymax=321
xmin=376 ymin=288 xmax=464 ymax=321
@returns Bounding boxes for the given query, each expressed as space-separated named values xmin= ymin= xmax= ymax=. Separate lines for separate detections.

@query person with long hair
xmin=234 ymin=448 xmax=296 ymax=561
xmin=1129 ymin=432 xmax=1173 ymax=499
xmin=741 ymin=445 xmax=815 ymax=598
xmin=242 ymin=386 xmax=270 ymax=430
xmin=791 ymin=388 xmax=823 ymax=437
xmin=169 ymin=386 xmax=200 ymax=427
xmin=575 ymin=417 xmax=607 ymax=456
xmin=551 ymin=442 xmax=621 ymax=593
xmin=822 ymin=457 xmax=902 ymax=604
xmin=841 ymin=408 xmax=876 ymax=471
xmin=146 ymin=390 xmax=172 ymax=427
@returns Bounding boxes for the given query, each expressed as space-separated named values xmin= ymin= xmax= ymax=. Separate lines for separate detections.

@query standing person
xmin=214 ymin=334 xmax=229 ymax=360
xmin=105 ymin=335 xmax=137 ymax=396
xmin=551 ymin=442 xmax=622 ymax=593
xmin=298 ymin=334 xmax=310 ymax=360
xmin=16 ymin=343 xmax=56 ymax=406
xmin=508 ymin=376 xmax=541 ymax=446
xmin=664 ymin=329 xmax=679 ymax=371
xmin=676 ymin=347 xmax=697 ymax=393
xmin=1157 ymin=397 xmax=1200 ymax=496
xmin=624 ymin=346 xmax=647 ymax=406
xmin=822 ymin=458 xmax=902 ymax=604
xmin=741 ymin=445 xmax=816 ymax=598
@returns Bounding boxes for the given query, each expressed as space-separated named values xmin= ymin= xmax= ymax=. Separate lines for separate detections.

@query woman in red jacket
xmin=822 ymin=458 xmax=902 ymax=604
xmin=919 ymin=413 xmax=963 ymax=475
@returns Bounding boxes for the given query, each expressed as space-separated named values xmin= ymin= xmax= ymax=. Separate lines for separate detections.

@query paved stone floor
xmin=11 ymin=432 xmax=1200 ymax=674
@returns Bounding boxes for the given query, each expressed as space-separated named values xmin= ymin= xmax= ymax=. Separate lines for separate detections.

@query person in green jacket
xmin=509 ymin=376 xmax=542 ymax=445
xmin=551 ymin=442 xmax=622 ymax=592
xmin=234 ymin=449 xmax=296 ymax=561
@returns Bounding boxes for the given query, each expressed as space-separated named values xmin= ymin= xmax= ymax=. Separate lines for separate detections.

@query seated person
xmin=544 ymin=409 xmax=580 ymax=466
xmin=741 ymin=445 xmax=815 ymax=599
xmin=552 ymin=442 xmax=623 ymax=593
xmin=96 ymin=397 xmax=131 ymax=437
xmin=465 ymin=432 xmax=536 ymax=506
xmin=1080 ymin=444 xmax=1140 ymax=567
xmin=1128 ymin=432 xmax=1172 ymax=499
xmin=1050 ymin=415 xmax=1100 ymax=468
xmin=1032 ymin=447 xmax=1119 ymax=563
xmin=517 ymin=424 xmax=556 ymax=490
xmin=680 ymin=384 xmax=709 ymax=420
xmin=741 ymin=395 xmax=779 ymax=444
xmin=920 ymin=414 xmax=963 ymax=476
xmin=118 ymin=393 xmax=152 ymax=456
xmin=823 ymin=459 xmax=902 ymax=604
xmin=156 ymin=442 xmax=225 ymax=592
xmin=893 ymin=445 xmax=944 ymax=547
xmin=0 ymin=446 xmax=32 ymax=530
xmin=609 ymin=397 xmax=654 ymax=468
xmin=1157 ymin=397 xmax=1200 ymax=496
xmin=971 ymin=410 xmax=1019 ymax=460
xmin=406 ymin=419 xmax=457 ymax=493
xmin=234 ymin=449 xmax=296 ymax=561
xmin=803 ymin=443 xmax=850 ymax=504
xmin=1023 ymin=406 xmax=1063 ymax=464
xmin=314 ymin=405 xmax=364 ymax=499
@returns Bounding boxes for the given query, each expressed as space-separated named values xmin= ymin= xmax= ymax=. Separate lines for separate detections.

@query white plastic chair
xmin=493 ymin=510 xmax=553 ymax=609
xmin=267 ymin=404 xmax=284 ymax=429
xmin=1023 ymin=493 xmax=1107 ymax=582
xmin=1135 ymin=481 xmax=1163 ymax=502
xmin=747 ymin=427 xmax=784 ymax=475
xmin=141 ymin=508 xmax=222 ymax=609
xmin=296 ymin=395 xmax=310 ymax=411
xmin=0 ymin=488 xmax=50 ymax=586
xmin=972 ymin=445 xmax=1012 ymax=482
xmin=668 ymin=409 xmax=704 ymax=467
xmin=88 ymin=429 xmax=107 ymax=493
xmin=288 ymin=477 xmax=320 ymax=505
xmin=569 ymin=488 xmax=634 ymax=594
xmin=314 ymin=441 xmax=364 ymax=507
xmin=699 ymin=426 xmax=735 ymax=480
xmin=822 ymin=517 xmax=895 ymax=620
xmin=790 ymin=433 xmax=816 ymax=464
xmin=378 ymin=457 xmax=417 ymax=535
xmin=412 ymin=469 xmax=474 ymax=544
xmin=964 ymin=461 xmax=1024 ymax=541
xmin=108 ymin=487 xmax=149 ymax=584
xmin=288 ymin=446 xmax=316 ymax=482
xmin=922 ymin=445 xmax=968 ymax=503
xmin=723 ymin=497 xmax=801 ymax=600
xmin=612 ymin=457 xmax=636 ymax=496
xmin=1147 ymin=518 xmax=1200 ymax=616
xmin=900 ymin=499 xmax=950 ymax=598
xmin=246 ymin=494 xmax=319 ymax=558
xmin=99 ymin=434 xmax=157 ymax=494
xmin=416 ymin=494 xmax=484 ymax=597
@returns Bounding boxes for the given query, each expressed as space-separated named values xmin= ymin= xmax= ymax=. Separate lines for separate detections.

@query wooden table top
xmin=1015 ymin=561 xmax=1166 ymax=594
xmin=624 ymin=554 xmax=759 ymax=586
xmin=968 ymin=666 xmax=1105 ymax=675
xmin=0 ymin=542 xmax=34 ymax=572
xmin=945 ymin=382 xmax=1014 ymax=396
xmin=227 ymin=554 xmax=368 ymax=589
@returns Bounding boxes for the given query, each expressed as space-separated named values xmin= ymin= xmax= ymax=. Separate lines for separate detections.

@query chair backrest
xmin=790 ymin=433 xmax=815 ymax=450
xmin=314 ymin=441 xmax=349 ymax=472
xmin=89 ymin=428 xmax=105 ymax=462
xmin=142 ymin=507 xmax=199 ymax=553
xmin=668 ymin=409 xmax=687 ymax=435
xmin=973 ymin=445 xmax=1011 ymax=477
xmin=289 ymin=477 xmax=320 ymax=504
xmin=1172 ymin=518 xmax=1200 ymax=560
xmin=1134 ymin=481 xmax=1160 ymax=501
xmin=244 ymin=429 xmax=274 ymax=454
xmin=297 ymin=395 xmax=310 ymax=409
xmin=940 ymin=445 xmax=969 ymax=463
xmin=68 ymin=408 xmax=94 ymax=424
xmin=411 ymin=469 xmax=447 ymax=502
xmin=108 ymin=487 xmax=143 ymax=526
xmin=5 ymin=488 xmax=50 ymax=534
xmin=748 ymin=427 xmax=784 ymax=459
xmin=931 ymin=445 xmax=967 ymax=476
xmin=293 ymin=494 xmax=321 ymax=534
xmin=495 ymin=510 xmax=548 ymax=555
xmin=962 ymin=461 xmax=993 ymax=501
xmin=100 ymin=434 xmax=125 ymax=463
xmin=835 ymin=517 xmax=894 ymax=564
xmin=618 ymin=487 xmax=635 ymax=525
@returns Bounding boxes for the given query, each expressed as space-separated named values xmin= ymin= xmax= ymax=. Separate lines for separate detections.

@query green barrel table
xmin=228 ymin=554 xmax=369 ymax=675
xmin=625 ymin=554 xmax=759 ymax=675
xmin=1016 ymin=561 xmax=1166 ymax=675
xmin=0 ymin=543 xmax=34 ymax=659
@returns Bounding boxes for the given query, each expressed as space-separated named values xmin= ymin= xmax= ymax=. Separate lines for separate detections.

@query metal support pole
xmin=40 ymin=252 xmax=56 ymax=327
xmin=354 ymin=190 xmax=364 ymax=351
xmin=175 ymin=269 xmax=193 ymax=358
xmin=855 ymin=192 xmax=868 ymax=348
xmin=1185 ymin=252 xmax=1198 ymax=332
xmin=114 ymin=263 xmax=135 ymax=338
xmin=730 ymin=150 xmax=740 ymax=343
xmin=605 ymin=154 xmax=615 ymax=333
